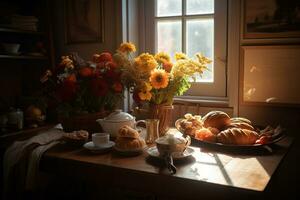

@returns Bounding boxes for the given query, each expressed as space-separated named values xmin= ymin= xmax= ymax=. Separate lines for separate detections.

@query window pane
xmin=157 ymin=20 xmax=182 ymax=59
xmin=156 ymin=0 xmax=182 ymax=17
xmin=187 ymin=18 xmax=214 ymax=82
xmin=186 ymin=0 xmax=214 ymax=15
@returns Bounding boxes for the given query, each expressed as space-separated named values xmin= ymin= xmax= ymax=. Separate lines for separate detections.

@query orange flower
xmin=79 ymin=67 xmax=93 ymax=77
xmin=93 ymin=52 xmax=112 ymax=63
xmin=65 ymin=74 xmax=76 ymax=83
xmin=118 ymin=42 xmax=136 ymax=53
xmin=162 ymin=61 xmax=173 ymax=73
xmin=149 ymin=69 xmax=169 ymax=89
xmin=113 ymin=82 xmax=123 ymax=93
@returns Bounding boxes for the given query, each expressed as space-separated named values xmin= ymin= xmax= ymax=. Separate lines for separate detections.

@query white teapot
xmin=96 ymin=110 xmax=138 ymax=137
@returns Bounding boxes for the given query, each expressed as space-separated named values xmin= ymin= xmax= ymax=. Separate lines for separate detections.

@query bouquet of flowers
xmin=114 ymin=42 xmax=211 ymax=106
xmin=40 ymin=52 xmax=124 ymax=117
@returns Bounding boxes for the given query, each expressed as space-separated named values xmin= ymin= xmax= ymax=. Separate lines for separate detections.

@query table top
xmin=41 ymin=133 xmax=293 ymax=198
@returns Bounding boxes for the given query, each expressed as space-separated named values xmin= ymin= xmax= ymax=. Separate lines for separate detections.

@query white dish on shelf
xmin=83 ymin=141 xmax=115 ymax=153
xmin=147 ymin=146 xmax=195 ymax=160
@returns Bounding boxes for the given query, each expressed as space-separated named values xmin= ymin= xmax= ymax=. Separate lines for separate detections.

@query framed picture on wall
xmin=240 ymin=45 xmax=300 ymax=107
xmin=242 ymin=0 xmax=300 ymax=40
xmin=64 ymin=0 xmax=104 ymax=44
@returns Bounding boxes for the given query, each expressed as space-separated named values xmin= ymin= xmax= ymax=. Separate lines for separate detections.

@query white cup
xmin=92 ymin=133 xmax=109 ymax=147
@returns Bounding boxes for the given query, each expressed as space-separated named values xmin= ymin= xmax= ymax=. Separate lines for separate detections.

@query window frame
xmin=144 ymin=0 xmax=228 ymax=98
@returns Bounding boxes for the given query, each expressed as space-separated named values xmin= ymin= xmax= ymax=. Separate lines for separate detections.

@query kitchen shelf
xmin=0 ymin=54 xmax=48 ymax=60
xmin=0 ymin=27 xmax=44 ymax=35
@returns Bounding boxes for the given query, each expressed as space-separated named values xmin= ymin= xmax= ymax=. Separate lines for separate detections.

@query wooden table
xmin=41 ymin=136 xmax=293 ymax=199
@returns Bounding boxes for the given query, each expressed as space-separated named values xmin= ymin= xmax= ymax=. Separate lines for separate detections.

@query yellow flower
xmin=138 ymin=90 xmax=152 ymax=101
xmin=154 ymin=52 xmax=171 ymax=64
xmin=175 ymin=52 xmax=188 ymax=61
xmin=196 ymin=53 xmax=212 ymax=64
xmin=138 ymin=82 xmax=152 ymax=100
xmin=150 ymin=69 xmax=169 ymax=89
xmin=134 ymin=53 xmax=157 ymax=74
xmin=118 ymin=42 xmax=136 ymax=53
xmin=172 ymin=59 xmax=207 ymax=79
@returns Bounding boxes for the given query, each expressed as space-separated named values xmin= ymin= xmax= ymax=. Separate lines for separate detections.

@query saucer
xmin=147 ymin=146 xmax=195 ymax=160
xmin=83 ymin=141 xmax=115 ymax=153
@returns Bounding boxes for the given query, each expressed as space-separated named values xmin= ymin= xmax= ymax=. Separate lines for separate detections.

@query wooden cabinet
xmin=0 ymin=0 xmax=54 ymax=140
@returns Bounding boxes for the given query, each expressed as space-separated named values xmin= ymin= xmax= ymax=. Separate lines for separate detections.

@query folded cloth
xmin=3 ymin=125 xmax=64 ymax=199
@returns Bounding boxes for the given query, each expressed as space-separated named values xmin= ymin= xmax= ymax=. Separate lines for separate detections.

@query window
xmin=144 ymin=0 xmax=227 ymax=97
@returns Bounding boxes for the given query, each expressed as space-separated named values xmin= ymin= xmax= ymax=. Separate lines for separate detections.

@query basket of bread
xmin=175 ymin=111 xmax=285 ymax=149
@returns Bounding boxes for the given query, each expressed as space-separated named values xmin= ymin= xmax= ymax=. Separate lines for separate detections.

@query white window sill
xmin=173 ymin=96 xmax=230 ymax=108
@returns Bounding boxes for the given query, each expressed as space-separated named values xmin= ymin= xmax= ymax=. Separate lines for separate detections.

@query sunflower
xmin=154 ymin=52 xmax=171 ymax=64
xmin=118 ymin=42 xmax=136 ymax=53
xmin=149 ymin=69 xmax=169 ymax=89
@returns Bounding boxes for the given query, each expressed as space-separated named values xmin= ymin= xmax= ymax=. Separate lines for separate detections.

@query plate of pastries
xmin=175 ymin=111 xmax=285 ymax=149
xmin=114 ymin=125 xmax=146 ymax=156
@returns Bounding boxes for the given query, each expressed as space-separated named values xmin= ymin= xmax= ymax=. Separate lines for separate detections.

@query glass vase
xmin=149 ymin=104 xmax=174 ymax=136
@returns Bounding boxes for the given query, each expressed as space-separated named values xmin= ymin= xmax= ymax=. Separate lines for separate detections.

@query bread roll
xmin=118 ymin=125 xmax=139 ymax=139
xmin=225 ymin=122 xmax=255 ymax=131
xmin=230 ymin=117 xmax=252 ymax=125
xmin=202 ymin=111 xmax=231 ymax=130
xmin=217 ymin=128 xmax=259 ymax=145
xmin=115 ymin=137 xmax=146 ymax=150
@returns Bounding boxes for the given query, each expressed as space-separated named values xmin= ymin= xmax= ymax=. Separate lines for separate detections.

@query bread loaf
xmin=217 ymin=128 xmax=259 ymax=145
xmin=202 ymin=111 xmax=231 ymax=130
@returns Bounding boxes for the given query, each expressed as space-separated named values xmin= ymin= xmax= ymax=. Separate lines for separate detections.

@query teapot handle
xmin=135 ymin=120 xmax=146 ymax=129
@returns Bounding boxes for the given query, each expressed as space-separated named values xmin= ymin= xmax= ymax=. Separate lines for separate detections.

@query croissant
xmin=217 ymin=128 xmax=259 ymax=145
xmin=225 ymin=122 xmax=255 ymax=131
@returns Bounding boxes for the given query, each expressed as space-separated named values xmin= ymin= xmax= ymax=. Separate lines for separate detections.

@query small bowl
xmin=1 ymin=43 xmax=20 ymax=54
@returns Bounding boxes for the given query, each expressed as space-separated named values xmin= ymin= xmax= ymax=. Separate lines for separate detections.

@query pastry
xmin=225 ymin=122 xmax=255 ymax=131
xmin=202 ymin=111 xmax=231 ymax=130
xmin=217 ymin=128 xmax=259 ymax=145
xmin=63 ymin=130 xmax=89 ymax=146
xmin=195 ymin=128 xmax=216 ymax=142
xmin=63 ymin=130 xmax=89 ymax=140
xmin=230 ymin=117 xmax=252 ymax=125
xmin=207 ymin=127 xmax=220 ymax=135
xmin=118 ymin=125 xmax=140 ymax=139
xmin=115 ymin=137 xmax=146 ymax=150
xmin=175 ymin=113 xmax=203 ymax=137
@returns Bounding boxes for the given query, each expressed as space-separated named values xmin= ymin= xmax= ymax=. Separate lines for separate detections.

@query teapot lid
xmin=105 ymin=109 xmax=134 ymax=121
